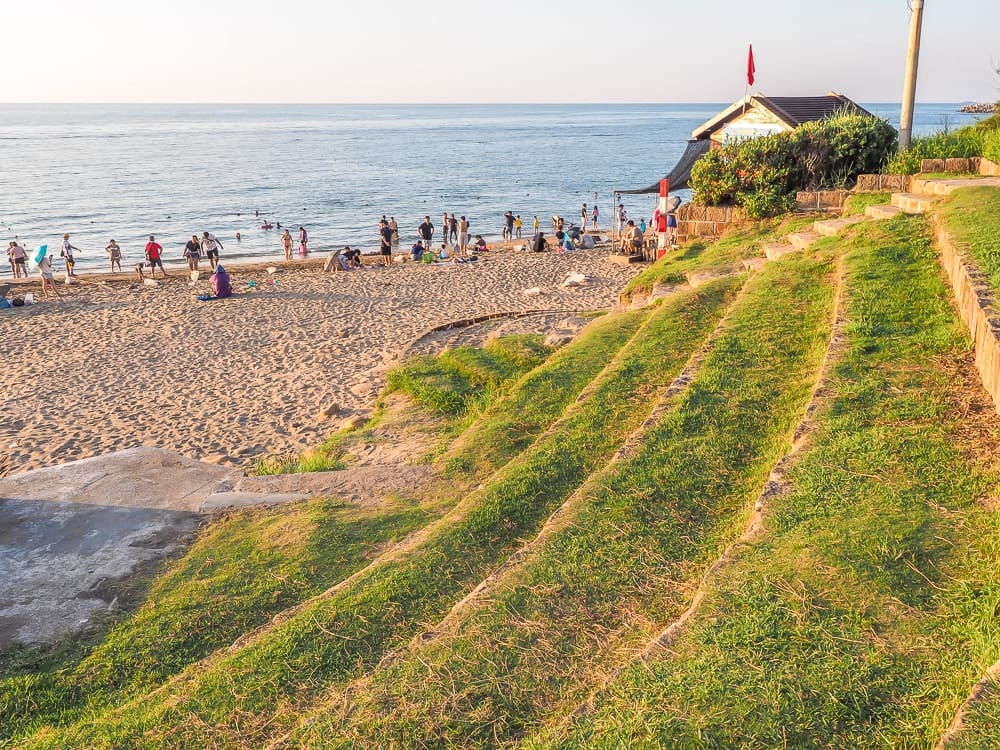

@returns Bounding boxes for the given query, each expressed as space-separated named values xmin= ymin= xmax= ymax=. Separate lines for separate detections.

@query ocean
xmin=0 ymin=102 xmax=985 ymax=274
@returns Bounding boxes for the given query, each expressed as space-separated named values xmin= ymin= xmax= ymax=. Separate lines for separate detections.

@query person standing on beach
xmin=457 ymin=215 xmax=470 ymax=257
xmin=8 ymin=242 xmax=27 ymax=278
xmin=144 ymin=235 xmax=167 ymax=277
xmin=532 ymin=215 xmax=539 ymax=235
xmin=417 ymin=216 xmax=434 ymax=250
xmin=502 ymin=211 xmax=514 ymax=242
xmin=298 ymin=226 xmax=308 ymax=256
xmin=61 ymin=233 xmax=80 ymax=277
xmin=389 ymin=217 xmax=399 ymax=247
xmin=105 ymin=239 xmax=123 ymax=273
xmin=38 ymin=254 xmax=62 ymax=298
xmin=449 ymin=214 xmax=458 ymax=242
xmin=581 ymin=203 xmax=588 ymax=231
xmin=201 ymin=231 xmax=224 ymax=270
xmin=442 ymin=212 xmax=450 ymax=243
xmin=183 ymin=235 xmax=202 ymax=271
xmin=592 ymin=204 xmax=599 ymax=230
xmin=514 ymin=215 xmax=523 ymax=239
xmin=281 ymin=229 xmax=293 ymax=260
xmin=379 ymin=219 xmax=394 ymax=267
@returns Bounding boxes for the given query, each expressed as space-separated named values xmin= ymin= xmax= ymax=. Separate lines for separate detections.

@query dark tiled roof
xmin=753 ymin=94 xmax=872 ymax=127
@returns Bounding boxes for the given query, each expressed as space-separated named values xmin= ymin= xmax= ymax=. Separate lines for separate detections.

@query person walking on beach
xmin=281 ymin=229 xmax=293 ymax=260
xmin=144 ymin=235 xmax=167 ymax=277
xmin=417 ymin=216 xmax=434 ymax=249
xmin=105 ymin=239 xmax=123 ymax=273
xmin=61 ymin=233 xmax=80 ymax=277
xmin=201 ymin=231 xmax=224 ymax=270
xmin=379 ymin=219 xmax=394 ymax=267
xmin=298 ymin=226 xmax=308 ymax=256
xmin=7 ymin=242 xmax=27 ymax=278
xmin=514 ymin=215 xmax=523 ymax=239
xmin=38 ymin=253 xmax=62 ymax=299
xmin=581 ymin=203 xmax=588 ymax=231
xmin=183 ymin=235 xmax=202 ymax=271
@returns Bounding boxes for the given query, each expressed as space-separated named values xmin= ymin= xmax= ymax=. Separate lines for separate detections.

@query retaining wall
xmin=676 ymin=204 xmax=747 ymax=242
xmin=794 ymin=190 xmax=850 ymax=211
xmin=934 ymin=215 xmax=1000 ymax=412
xmin=855 ymin=174 xmax=913 ymax=192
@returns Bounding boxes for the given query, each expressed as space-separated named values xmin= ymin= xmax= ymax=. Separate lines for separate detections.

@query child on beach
xmin=298 ymin=226 xmax=308 ymax=256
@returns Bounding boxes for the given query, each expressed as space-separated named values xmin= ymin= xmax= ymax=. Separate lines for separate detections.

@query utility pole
xmin=899 ymin=0 xmax=925 ymax=150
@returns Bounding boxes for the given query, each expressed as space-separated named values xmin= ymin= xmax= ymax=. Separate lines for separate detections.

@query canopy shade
xmin=616 ymin=138 xmax=710 ymax=195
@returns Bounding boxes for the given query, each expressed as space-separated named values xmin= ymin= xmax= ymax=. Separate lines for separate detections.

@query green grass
xmin=19 ymin=280 xmax=741 ymax=749
xmin=289 ymin=250 xmax=838 ymax=748
xmin=537 ymin=216 xmax=1000 ymax=749
xmin=843 ymin=192 xmax=891 ymax=215
xmin=0 ymin=497 xmax=432 ymax=744
xmin=253 ymin=432 xmax=347 ymax=474
xmin=622 ymin=215 xmax=815 ymax=301
xmin=939 ymin=186 xmax=1000 ymax=300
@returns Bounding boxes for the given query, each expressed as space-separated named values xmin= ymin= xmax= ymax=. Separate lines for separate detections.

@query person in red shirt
xmin=144 ymin=234 xmax=167 ymax=277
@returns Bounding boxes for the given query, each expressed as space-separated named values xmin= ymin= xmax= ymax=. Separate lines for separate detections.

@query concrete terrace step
xmin=865 ymin=204 xmax=903 ymax=220
xmin=891 ymin=192 xmax=933 ymax=214
xmin=787 ymin=232 xmax=822 ymax=252
xmin=741 ymin=257 xmax=768 ymax=271
xmin=813 ymin=216 xmax=866 ymax=237
xmin=911 ymin=176 xmax=1000 ymax=196
xmin=763 ymin=243 xmax=798 ymax=260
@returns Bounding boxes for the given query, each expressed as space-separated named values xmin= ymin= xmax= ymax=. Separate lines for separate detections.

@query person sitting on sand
xmin=473 ymin=235 xmax=487 ymax=252
xmin=105 ymin=239 xmax=123 ymax=273
xmin=343 ymin=247 xmax=361 ymax=268
xmin=531 ymin=232 xmax=548 ymax=252
xmin=211 ymin=264 xmax=232 ymax=298
xmin=437 ymin=243 xmax=451 ymax=261
xmin=324 ymin=247 xmax=350 ymax=272
xmin=410 ymin=240 xmax=425 ymax=262
xmin=38 ymin=254 xmax=61 ymax=299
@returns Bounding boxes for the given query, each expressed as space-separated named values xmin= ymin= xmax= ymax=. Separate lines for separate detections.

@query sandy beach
xmin=1 ymin=249 xmax=640 ymax=474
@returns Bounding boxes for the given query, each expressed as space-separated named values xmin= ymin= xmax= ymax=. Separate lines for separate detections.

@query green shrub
xmin=883 ymin=128 xmax=986 ymax=174
xmin=691 ymin=110 xmax=896 ymax=218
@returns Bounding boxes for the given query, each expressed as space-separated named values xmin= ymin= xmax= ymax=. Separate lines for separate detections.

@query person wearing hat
xmin=61 ymin=233 xmax=81 ymax=277
xmin=144 ymin=234 xmax=167 ymax=278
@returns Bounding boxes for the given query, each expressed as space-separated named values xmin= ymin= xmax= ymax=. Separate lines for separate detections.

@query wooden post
xmin=899 ymin=0 xmax=925 ymax=150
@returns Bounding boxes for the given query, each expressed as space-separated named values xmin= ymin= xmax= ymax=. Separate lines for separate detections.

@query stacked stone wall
xmin=676 ymin=204 xmax=747 ymax=241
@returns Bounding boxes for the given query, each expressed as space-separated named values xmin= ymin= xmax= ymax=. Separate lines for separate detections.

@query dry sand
xmin=1 ymin=249 xmax=640 ymax=474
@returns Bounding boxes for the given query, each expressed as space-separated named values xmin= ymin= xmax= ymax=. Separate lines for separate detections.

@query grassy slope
xmin=22 ymin=283 xmax=737 ymax=749
xmin=539 ymin=217 xmax=1000 ymax=749
xmin=0 ymin=498 xmax=430 ymax=745
xmin=938 ymin=186 xmax=1000 ymax=300
xmin=290 ymin=250 xmax=838 ymax=748
xmin=0 ymin=332 xmax=595 ymax=746
xmin=622 ymin=215 xmax=815 ymax=300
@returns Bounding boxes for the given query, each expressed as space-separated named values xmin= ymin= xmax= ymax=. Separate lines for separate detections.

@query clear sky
xmin=2 ymin=0 xmax=997 ymax=103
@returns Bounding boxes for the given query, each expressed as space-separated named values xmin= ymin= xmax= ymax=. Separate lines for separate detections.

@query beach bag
xmin=11 ymin=297 xmax=24 ymax=307
xmin=0 ymin=298 xmax=10 ymax=309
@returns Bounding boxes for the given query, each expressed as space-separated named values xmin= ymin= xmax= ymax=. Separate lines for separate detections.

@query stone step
xmin=763 ymin=243 xmax=798 ymax=260
xmin=813 ymin=216 xmax=866 ymax=237
xmin=787 ymin=232 xmax=822 ymax=252
xmin=891 ymin=192 xmax=933 ymax=214
xmin=911 ymin=176 xmax=1000 ymax=196
xmin=741 ymin=257 xmax=768 ymax=271
xmin=865 ymin=204 xmax=902 ymax=220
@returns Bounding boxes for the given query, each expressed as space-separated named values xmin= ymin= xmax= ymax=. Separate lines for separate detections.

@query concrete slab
xmin=763 ymin=243 xmax=797 ymax=260
xmin=741 ymin=257 xmax=767 ymax=271
xmin=865 ymin=204 xmax=902 ymax=220
xmin=199 ymin=492 xmax=310 ymax=512
xmin=813 ymin=216 xmax=865 ymax=237
xmin=891 ymin=192 xmax=933 ymax=214
xmin=0 ymin=447 xmax=240 ymax=648
xmin=787 ymin=232 xmax=822 ymax=252
xmin=0 ymin=446 xmax=239 ymax=512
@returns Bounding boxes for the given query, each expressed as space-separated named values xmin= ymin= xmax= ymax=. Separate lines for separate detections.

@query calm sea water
xmin=0 ymin=103 xmax=984 ymax=274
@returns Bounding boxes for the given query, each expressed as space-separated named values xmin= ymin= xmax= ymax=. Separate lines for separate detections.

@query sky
xmin=2 ymin=0 xmax=997 ymax=103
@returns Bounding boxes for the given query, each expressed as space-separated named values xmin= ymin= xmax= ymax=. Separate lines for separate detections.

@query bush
xmin=690 ymin=110 xmax=896 ymax=218
xmin=883 ymin=128 xmax=987 ymax=174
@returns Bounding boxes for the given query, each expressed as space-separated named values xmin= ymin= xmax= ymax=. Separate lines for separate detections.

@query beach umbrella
xmin=29 ymin=244 xmax=47 ymax=268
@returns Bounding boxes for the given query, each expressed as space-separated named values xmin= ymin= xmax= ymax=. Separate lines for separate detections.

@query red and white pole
xmin=656 ymin=178 xmax=670 ymax=258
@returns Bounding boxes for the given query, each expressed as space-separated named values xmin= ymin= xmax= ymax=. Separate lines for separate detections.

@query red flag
xmin=747 ymin=44 xmax=756 ymax=87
